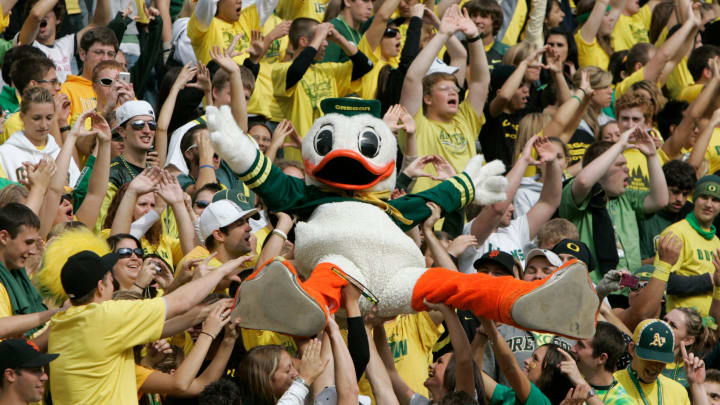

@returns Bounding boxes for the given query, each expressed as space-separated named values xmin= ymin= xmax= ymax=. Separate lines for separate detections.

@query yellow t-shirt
xmin=272 ymin=59 xmax=354 ymax=161
xmin=703 ymin=128 xmax=720 ymax=175
xmin=135 ymin=364 xmax=155 ymax=393
xmin=624 ymin=148 xmax=649 ymax=192
xmin=0 ymin=283 xmax=10 ymax=320
xmin=615 ymin=368 xmax=690 ymax=405
xmin=666 ymin=59 xmax=694 ymax=101
xmin=408 ymin=100 xmax=485 ymax=193
xmin=187 ymin=5 xmax=260 ymax=65
xmin=352 ymin=36 xmax=399 ymax=100
xmin=59 ymin=75 xmax=96 ymax=127
xmin=574 ymin=30 xmax=609 ymax=70
xmin=1 ymin=111 xmax=22 ymax=144
xmin=384 ymin=312 xmax=444 ymax=398
xmin=0 ymin=2 xmax=9 ymax=33
xmin=678 ymin=83 xmax=704 ymax=103
xmin=275 ymin=0 xmax=330 ymax=22
xmin=500 ymin=0 xmax=528 ymax=46
xmin=49 ymin=298 xmax=166 ymax=404
xmin=247 ymin=14 xmax=289 ymax=121
xmin=656 ymin=219 xmax=720 ymax=316
xmin=611 ymin=5 xmax=652 ymax=51
xmin=614 ymin=67 xmax=646 ymax=101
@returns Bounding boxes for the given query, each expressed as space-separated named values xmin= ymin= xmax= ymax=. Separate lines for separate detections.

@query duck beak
xmin=304 ymin=149 xmax=394 ymax=190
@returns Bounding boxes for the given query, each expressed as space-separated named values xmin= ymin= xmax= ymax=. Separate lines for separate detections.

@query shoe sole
xmin=231 ymin=260 xmax=327 ymax=336
xmin=511 ymin=261 xmax=598 ymax=339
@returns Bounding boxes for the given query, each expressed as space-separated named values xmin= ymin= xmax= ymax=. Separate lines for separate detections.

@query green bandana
xmin=0 ymin=262 xmax=47 ymax=336
xmin=686 ymin=212 xmax=716 ymax=240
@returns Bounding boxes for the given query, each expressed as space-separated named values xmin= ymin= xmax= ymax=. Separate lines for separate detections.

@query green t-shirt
xmin=322 ymin=15 xmax=363 ymax=63
xmin=639 ymin=209 xmax=683 ymax=260
xmin=490 ymin=383 xmax=550 ymax=405
xmin=592 ymin=380 xmax=635 ymax=405
xmin=559 ymin=179 xmax=648 ymax=282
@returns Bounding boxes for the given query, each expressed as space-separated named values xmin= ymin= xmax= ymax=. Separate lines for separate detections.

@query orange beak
xmin=304 ymin=149 xmax=395 ymax=190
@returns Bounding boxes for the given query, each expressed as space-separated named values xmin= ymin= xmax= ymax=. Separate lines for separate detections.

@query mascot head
xmin=302 ymin=98 xmax=396 ymax=194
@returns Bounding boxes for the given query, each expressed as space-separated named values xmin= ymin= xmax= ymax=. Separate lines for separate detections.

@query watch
xmin=587 ymin=387 xmax=596 ymax=399
xmin=294 ymin=376 xmax=310 ymax=389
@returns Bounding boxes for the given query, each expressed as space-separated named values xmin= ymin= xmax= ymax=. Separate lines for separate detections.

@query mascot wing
xmin=206 ymin=105 xmax=259 ymax=175
xmin=462 ymin=156 xmax=508 ymax=206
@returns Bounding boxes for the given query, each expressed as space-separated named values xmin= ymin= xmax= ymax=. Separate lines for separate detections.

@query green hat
xmin=320 ymin=98 xmax=381 ymax=118
xmin=212 ymin=187 xmax=255 ymax=212
xmin=694 ymin=175 xmax=720 ymax=201
xmin=632 ymin=319 xmax=675 ymax=363
xmin=632 ymin=264 xmax=654 ymax=282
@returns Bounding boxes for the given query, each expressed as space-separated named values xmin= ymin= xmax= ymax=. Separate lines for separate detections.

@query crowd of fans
xmin=1 ymin=0 xmax=720 ymax=403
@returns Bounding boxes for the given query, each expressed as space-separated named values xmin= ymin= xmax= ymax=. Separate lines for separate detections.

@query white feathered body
xmin=294 ymin=201 xmax=428 ymax=317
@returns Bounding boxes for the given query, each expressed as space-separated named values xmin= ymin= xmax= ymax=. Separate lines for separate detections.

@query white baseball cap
xmin=198 ymin=200 xmax=258 ymax=241
xmin=426 ymin=58 xmax=459 ymax=77
xmin=115 ymin=100 xmax=155 ymax=128
xmin=525 ymin=248 xmax=563 ymax=267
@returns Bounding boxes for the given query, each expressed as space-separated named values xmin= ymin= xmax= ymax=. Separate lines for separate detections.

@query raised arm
xmin=75 ymin=114 xmax=112 ymax=228
xmin=364 ymin=322 xmax=401 ymax=405
xmin=110 ymin=168 xmax=161 ymax=235
xmin=373 ymin=323 xmax=415 ymax=405
xmin=422 ymin=202 xmax=458 ymax=270
xmin=542 ymin=71 xmax=593 ymax=143
xmin=647 ymin=0 xmax=700 ymax=85
xmin=211 ymin=40 xmax=249 ymax=132
xmin=75 ymin=0 xmax=111 ymax=49
xmin=400 ymin=7 xmax=459 ymax=116
xmin=190 ymin=0 xmax=217 ymax=32
xmin=0 ymin=308 xmax=60 ymax=339
xmin=482 ymin=317 xmax=532 ymax=402
xmin=526 ymin=141 xmax=563 ymax=238
xmin=327 ymin=317 xmax=361 ymax=405
xmin=18 ymin=0 xmax=57 ymax=45
xmin=688 ymin=109 xmax=720 ymax=176
xmin=155 ymin=171 xmax=196 ymax=255
xmin=634 ymin=130 xmax=668 ymax=213
xmin=458 ymin=8 xmax=490 ymax=115
xmin=570 ymin=128 xmax=635 ymax=205
xmin=489 ymin=48 xmax=541 ymax=117
xmin=365 ymin=0 xmax=402 ymax=50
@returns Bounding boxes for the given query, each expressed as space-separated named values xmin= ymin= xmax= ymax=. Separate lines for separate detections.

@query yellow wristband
xmin=714 ymin=287 xmax=720 ymax=301
xmin=652 ymin=260 xmax=672 ymax=282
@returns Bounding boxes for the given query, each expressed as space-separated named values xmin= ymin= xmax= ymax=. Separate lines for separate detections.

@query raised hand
xmin=633 ymin=128 xmax=658 ymax=157
xmin=247 ymin=30 xmax=267 ymax=63
xmin=578 ymin=69 xmax=594 ymax=98
xmin=533 ymin=136 xmax=557 ymax=164
xmin=89 ymin=113 xmax=112 ymax=142
xmin=266 ymin=20 xmax=291 ymax=43
xmin=521 ymin=134 xmax=543 ymax=166
xmin=383 ymin=105 xmax=404 ymax=134
xmin=403 ymin=155 xmax=437 ymax=179
xmin=210 ymin=45 xmax=241 ymax=74
xmin=681 ymin=344 xmax=706 ymax=385
xmin=54 ymin=93 xmax=71 ymax=126
xmin=68 ymin=111 xmax=100 ymax=139
xmin=458 ymin=8 xmax=479 ymax=38
xmin=155 ymin=170 xmax=186 ymax=205
xmin=298 ymin=338 xmax=329 ymax=384
xmin=270 ymin=119 xmax=301 ymax=149
xmin=447 ymin=234 xmax=479 ymax=257
xmin=657 ymin=231 xmax=682 ymax=266
xmin=128 ymin=167 xmax=162 ymax=194
xmin=202 ymin=301 xmax=233 ymax=339
xmin=187 ymin=63 xmax=212 ymax=94
xmin=423 ymin=201 xmax=443 ymax=230
xmin=557 ymin=348 xmax=587 ymax=386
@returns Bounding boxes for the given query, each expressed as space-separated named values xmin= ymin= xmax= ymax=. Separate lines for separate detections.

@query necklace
xmin=337 ymin=15 xmax=361 ymax=45
xmin=628 ymin=365 xmax=662 ymax=405
xmin=119 ymin=155 xmax=140 ymax=179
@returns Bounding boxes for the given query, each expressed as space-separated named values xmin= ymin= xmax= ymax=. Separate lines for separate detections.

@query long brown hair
xmin=676 ymin=307 xmax=719 ymax=356
xmin=236 ymin=345 xmax=286 ymax=405
xmin=103 ymin=183 xmax=161 ymax=245
xmin=575 ymin=0 xmax=614 ymax=57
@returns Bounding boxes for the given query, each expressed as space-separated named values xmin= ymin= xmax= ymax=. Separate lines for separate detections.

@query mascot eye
xmin=359 ymin=130 xmax=380 ymax=158
xmin=314 ymin=127 xmax=333 ymax=156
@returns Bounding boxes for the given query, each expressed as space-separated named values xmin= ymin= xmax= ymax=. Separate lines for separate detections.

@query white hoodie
xmin=0 ymin=131 xmax=80 ymax=186
xmin=514 ymin=176 xmax=544 ymax=217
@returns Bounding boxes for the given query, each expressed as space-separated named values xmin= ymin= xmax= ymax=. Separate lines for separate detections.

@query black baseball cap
xmin=0 ymin=339 xmax=58 ymax=371
xmin=473 ymin=250 xmax=515 ymax=276
xmin=552 ymin=239 xmax=595 ymax=271
xmin=61 ymin=250 xmax=120 ymax=299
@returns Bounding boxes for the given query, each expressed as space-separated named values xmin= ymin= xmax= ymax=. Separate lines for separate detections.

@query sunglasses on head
xmin=384 ymin=27 xmax=400 ymax=38
xmin=194 ymin=200 xmax=210 ymax=208
xmin=60 ymin=193 xmax=72 ymax=204
xmin=130 ymin=119 xmax=157 ymax=131
xmin=97 ymin=77 xmax=114 ymax=86
xmin=116 ymin=247 xmax=144 ymax=259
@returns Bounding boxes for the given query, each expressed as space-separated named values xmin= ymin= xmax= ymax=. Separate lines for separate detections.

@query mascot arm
xmin=388 ymin=173 xmax=475 ymax=231
xmin=237 ymin=152 xmax=311 ymax=212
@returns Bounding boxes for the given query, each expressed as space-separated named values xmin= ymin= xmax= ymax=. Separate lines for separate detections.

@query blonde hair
xmin=573 ymin=66 xmax=612 ymax=136
xmin=503 ymin=41 xmax=538 ymax=66
xmin=0 ymin=184 xmax=29 ymax=207
xmin=237 ymin=345 xmax=287 ymax=405
xmin=537 ymin=218 xmax=579 ymax=249
xmin=20 ymin=86 xmax=54 ymax=114
xmin=512 ymin=112 xmax=552 ymax=165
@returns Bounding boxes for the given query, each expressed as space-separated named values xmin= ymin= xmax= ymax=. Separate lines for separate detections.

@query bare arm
xmin=526 ymin=152 xmax=562 ymax=238
xmin=489 ymin=49 xmax=541 ymax=117
xmin=155 ymin=171 xmax=196 ymax=255
xmin=75 ymin=115 xmax=112 ymax=228
xmin=426 ymin=302 xmax=475 ymax=397
xmin=75 ymin=0 xmax=112 ymax=49
xmin=636 ymin=131 xmax=668 ymax=213
xmin=483 ymin=318 xmax=532 ymax=402
xmin=0 ymin=309 xmax=59 ymax=339
xmin=210 ymin=39 xmax=249 ymax=132
xmin=255 ymin=213 xmax=294 ymax=267
xmin=18 ymin=0 xmax=57 ymax=45
xmin=646 ymin=0 xmax=699 ymax=85
xmin=542 ymin=87 xmax=592 ymax=143
xmin=111 ymin=169 xmax=161 ymax=235
xmin=459 ymin=9 xmax=490 ymax=116
xmin=688 ymin=110 xmax=720 ymax=176
xmin=366 ymin=0 xmax=403 ymax=50
xmin=580 ymin=0 xmax=611 ymax=44
xmin=327 ymin=317 xmax=360 ymax=405
xmin=365 ymin=323 xmax=401 ymax=405
xmin=374 ymin=324 xmax=415 ymax=405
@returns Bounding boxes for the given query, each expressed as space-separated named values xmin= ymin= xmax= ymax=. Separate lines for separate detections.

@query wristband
xmin=133 ymin=282 xmax=147 ymax=290
xmin=60 ymin=126 xmax=71 ymax=132
xmin=199 ymin=164 xmax=214 ymax=170
xmin=272 ymin=229 xmax=288 ymax=241
xmin=577 ymin=88 xmax=587 ymax=98
xmin=714 ymin=287 xmax=720 ymax=301
xmin=571 ymin=95 xmax=583 ymax=103
xmin=199 ymin=331 xmax=215 ymax=340
xmin=294 ymin=376 xmax=310 ymax=389
xmin=467 ymin=35 xmax=482 ymax=43
xmin=652 ymin=260 xmax=672 ymax=282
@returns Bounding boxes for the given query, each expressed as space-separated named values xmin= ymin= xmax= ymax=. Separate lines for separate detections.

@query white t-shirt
xmin=458 ymin=215 xmax=531 ymax=273
xmin=31 ymin=35 xmax=76 ymax=83
xmin=171 ymin=18 xmax=197 ymax=65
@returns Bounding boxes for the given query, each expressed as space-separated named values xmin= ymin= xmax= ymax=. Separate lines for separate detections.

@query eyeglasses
xmin=36 ymin=78 xmax=60 ymax=86
xmin=97 ymin=77 xmax=114 ymax=86
xmin=194 ymin=200 xmax=210 ymax=208
xmin=184 ymin=144 xmax=198 ymax=153
xmin=116 ymin=247 xmax=144 ymax=259
xmin=435 ymin=84 xmax=461 ymax=94
xmin=384 ymin=27 xmax=400 ymax=38
xmin=130 ymin=119 xmax=157 ymax=131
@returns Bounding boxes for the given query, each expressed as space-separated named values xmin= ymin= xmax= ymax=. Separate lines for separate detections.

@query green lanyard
xmin=337 ymin=16 xmax=361 ymax=45
xmin=628 ymin=366 xmax=663 ymax=405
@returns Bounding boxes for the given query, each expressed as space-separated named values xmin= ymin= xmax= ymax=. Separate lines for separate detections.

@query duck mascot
xmin=207 ymin=98 xmax=598 ymax=339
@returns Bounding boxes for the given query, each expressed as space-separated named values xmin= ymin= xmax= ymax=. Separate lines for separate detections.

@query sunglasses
xmin=630 ymin=281 xmax=649 ymax=292
xmin=60 ymin=193 xmax=73 ymax=204
xmin=384 ymin=27 xmax=400 ymax=38
xmin=194 ymin=200 xmax=210 ymax=208
xmin=97 ymin=77 xmax=114 ymax=86
xmin=116 ymin=247 xmax=144 ymax=259
xmin=130 ymin=119 xmax=157 ymax=131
